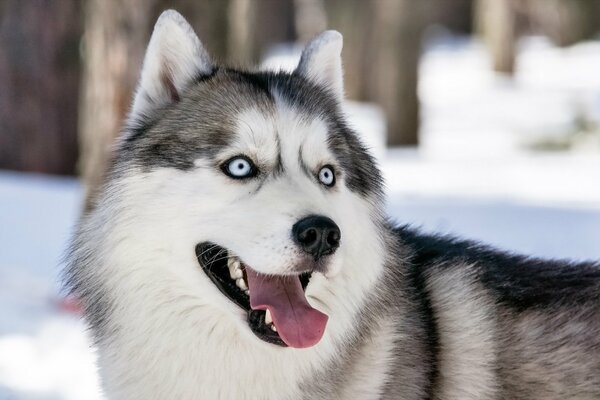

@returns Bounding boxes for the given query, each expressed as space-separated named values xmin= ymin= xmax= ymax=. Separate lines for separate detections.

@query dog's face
xmin=97 ymin=11 xmax=384 ymax=349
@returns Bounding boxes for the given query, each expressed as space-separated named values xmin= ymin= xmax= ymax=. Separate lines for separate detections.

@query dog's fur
xmin=65 ymin=10 xmax=600 ymax=399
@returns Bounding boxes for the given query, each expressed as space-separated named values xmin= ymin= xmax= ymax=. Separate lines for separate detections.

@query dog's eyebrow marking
xmin=297 ymin=144 xmax=313 ymax=179
xmin=273 ymin=134 xmax=284 ymax=176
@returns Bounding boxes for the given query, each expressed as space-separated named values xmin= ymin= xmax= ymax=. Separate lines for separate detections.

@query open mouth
xmin=195 ymin=242 xmax=328 ymax=348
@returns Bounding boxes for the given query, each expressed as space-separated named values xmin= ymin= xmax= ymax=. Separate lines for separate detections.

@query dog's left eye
xmin=318 ymin=165 xmax=335 ymax=187
xmin=222 ymin=156 xmax=257 ymax=179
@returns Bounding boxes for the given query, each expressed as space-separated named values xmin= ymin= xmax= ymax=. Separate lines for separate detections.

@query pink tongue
xmin=245 ymin=267 xmax=328 ymax=348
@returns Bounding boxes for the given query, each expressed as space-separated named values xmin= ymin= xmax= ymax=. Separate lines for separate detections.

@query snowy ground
xmin=1 ymin=35 xmax=600 ymax=399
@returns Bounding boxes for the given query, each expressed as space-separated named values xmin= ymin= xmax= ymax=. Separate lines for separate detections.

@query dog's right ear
xmin=129 ymin=10 xmax=212 ymax=124
xmin=296 ymin=31 xmax=344 ymax=102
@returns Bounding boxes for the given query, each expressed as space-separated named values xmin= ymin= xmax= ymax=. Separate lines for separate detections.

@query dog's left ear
xmin=296 ymin=31 xmax=344 ymax=102
xmin=129 ymin=10 xmax=212 ymax=124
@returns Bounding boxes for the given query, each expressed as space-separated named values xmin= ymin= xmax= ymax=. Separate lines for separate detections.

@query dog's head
xmin=78 ymin=10 xmax=385 ymax=350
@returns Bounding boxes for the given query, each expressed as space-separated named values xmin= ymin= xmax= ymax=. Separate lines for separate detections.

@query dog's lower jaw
xmin=90 ymin=244 xmax=385 ymax=400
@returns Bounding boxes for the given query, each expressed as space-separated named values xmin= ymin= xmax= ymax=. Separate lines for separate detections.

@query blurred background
xmin=1 ymin=0 xmax=600 ymax=398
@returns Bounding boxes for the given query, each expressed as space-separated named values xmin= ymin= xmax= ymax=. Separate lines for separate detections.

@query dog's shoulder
xmin=393 ymin=224 xmax=600 ymax=311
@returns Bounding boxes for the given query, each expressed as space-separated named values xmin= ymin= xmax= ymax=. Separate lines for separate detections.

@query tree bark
xmin=476 ymin=0 xmax=517 ymax=75
xmin=228 ymin=0 xmax=296 ymax=66
xmin=525 ymin=0 xmax=600 ymax=47
xmin=322 ymin=0 xmax=375 ymax=102
xmin=0 ymin=0 xmax=81 ymax=175
xmin=294 ymin=0 xmax=328 ymax=43
xmin=370 ymin=0 xmax=427 ymax=146
xmin=79 ymin=0 xmax=161 ymax=209
xmin=160 ymin=0 xmax=231 ymax=61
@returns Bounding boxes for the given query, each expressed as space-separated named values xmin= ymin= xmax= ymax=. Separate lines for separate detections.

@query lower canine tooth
xmin=236 ymin=278 xmax=248 ymax=290
xmin=271 ymin=325 xmax=277 ymax=332
xmin=265 ymin=309 xmax=272 ymax=325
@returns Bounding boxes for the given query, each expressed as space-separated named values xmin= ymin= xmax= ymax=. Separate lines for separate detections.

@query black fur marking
xmin=124 ymin=116 xmax=159 ymax=144
xmin=406 ymin=258 xmax=440 ymax=399
xmin=273 ymin=134 xmax=285 ymax=176
xmin=297 ymin=144 xmax=313 ymax=180
xmin=229 ymin=69 xmax=274 ymax=99
xmin=193 ymin=66 xmax=219 ymax=84
xmin=327 ymin=128 xmax=383 ymax=199
xmin=397 ymin=225 xmax=600 ymax=311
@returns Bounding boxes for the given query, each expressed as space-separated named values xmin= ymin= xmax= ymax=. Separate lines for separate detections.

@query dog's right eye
xmin=222 ymin=156 xmax=258 ymax=179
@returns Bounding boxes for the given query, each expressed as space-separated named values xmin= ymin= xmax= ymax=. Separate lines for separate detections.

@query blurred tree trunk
xmin=162 ymin=0 xmax=231 ymax=60
xmin=429 ymin=0 xmax=473 ymax=34
xmin=475 ymin=0 xmax=517 ymax=74
xmin=228 ymin=0 xmax=295 ymax=65
xmin=369 ymin=0 xmax=427 ymax=146
xmin=525 ymin=0 xmax=600 ymax=47
xmin=0 ymin=0 xmax=81 ymax=175
xmin=322 ymin=0 xmax=375 ymax=102
xmin=294 ymin=0 xmax=328 ymax=43
xmin=324 ymin=0 xmax=429 ymax=146
xmin=79 ymin=0 xmax=158 ymax=209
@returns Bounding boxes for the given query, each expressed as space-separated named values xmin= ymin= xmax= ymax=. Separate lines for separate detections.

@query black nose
xmin=292 ymin=215 xmax=341 ymax=260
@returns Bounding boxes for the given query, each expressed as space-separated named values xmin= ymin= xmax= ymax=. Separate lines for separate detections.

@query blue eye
xmin=318 ymin=165 xmax=335 ymax=187
xmin=222 ymin=156 xmax=257 ymax=179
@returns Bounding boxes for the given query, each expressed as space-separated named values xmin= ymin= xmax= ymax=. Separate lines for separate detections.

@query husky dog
xmin=66 ymin=10 xmax=600 ymax=400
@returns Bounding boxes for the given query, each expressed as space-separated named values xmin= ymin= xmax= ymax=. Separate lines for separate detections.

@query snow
xmin=385 ymin=35 xmax=600 ymax=261
xmin=0 ymin=173 xmax=101 ymax=400
xmin=1 ymin=35 xmax=600 ymax=399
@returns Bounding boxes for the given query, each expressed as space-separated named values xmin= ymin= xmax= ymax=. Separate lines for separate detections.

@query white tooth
xmin=227 ymin=257 xmax=237 ymax=279
xmin=244 ymin=289 xmax=249 ymax=295
xmin=236 ymin=278 xmax=248 ymax=290
xmin=227 ymin=258 xmax=243 ymax=280
xmin=265 ymin=309 xmax=272 ymax=325
xmin=232 ymin=268 xmax=243 ymax=279
xmin=271 ymin=325 xmax=277 ymax=332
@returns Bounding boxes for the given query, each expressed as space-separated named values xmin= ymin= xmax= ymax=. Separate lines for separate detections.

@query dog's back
xmin=386 ymin=226 xmax=600 ymax=399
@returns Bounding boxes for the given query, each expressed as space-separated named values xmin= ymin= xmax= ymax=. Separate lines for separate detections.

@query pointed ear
xmin=296 ymin=30 xmax=344 ymax=102
xmin=130 ymin=10 xmax=212 ymax=123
